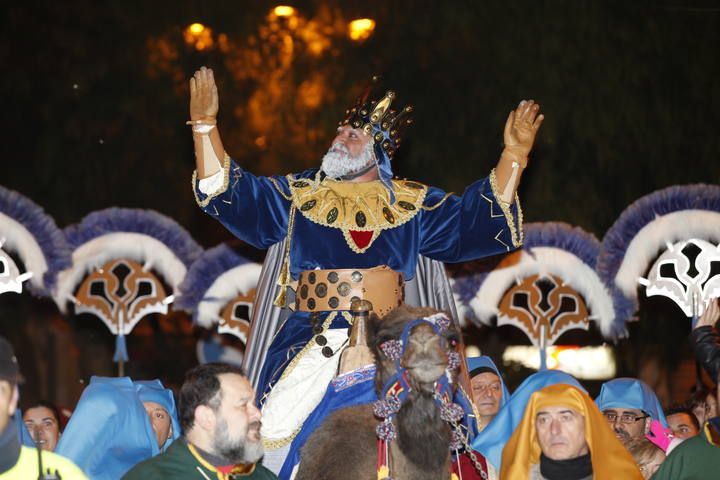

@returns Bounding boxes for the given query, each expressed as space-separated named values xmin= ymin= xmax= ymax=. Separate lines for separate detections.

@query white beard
xmin=320 ymin=141 xmax=375 ymax=179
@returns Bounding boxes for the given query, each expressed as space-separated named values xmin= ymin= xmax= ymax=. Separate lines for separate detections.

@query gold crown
xmin=339 ymin=81 xmax=413 ymax=159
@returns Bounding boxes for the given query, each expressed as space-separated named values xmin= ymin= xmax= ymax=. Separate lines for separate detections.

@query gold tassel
xmin=274 ymin=205 xmax=297 ymax=307
xmin=274 ymin=261 xmax=290 ymax=307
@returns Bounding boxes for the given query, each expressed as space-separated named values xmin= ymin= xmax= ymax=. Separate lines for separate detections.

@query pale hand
xmin=503 ymin=100 xmax=544 ymax=163
xmin=189 ymin=66 xmax=219 ymax=121
xmin=696 ymin=298 xmax=720 ymax=329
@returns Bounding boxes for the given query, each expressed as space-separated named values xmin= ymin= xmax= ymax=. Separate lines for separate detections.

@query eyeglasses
xmin=603 ymin=412 xmax=650 ymax=424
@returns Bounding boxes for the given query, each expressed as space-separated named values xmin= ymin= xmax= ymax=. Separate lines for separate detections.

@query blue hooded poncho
xmin=55 ymin=377 xmax=181 ymax=480
xmin=466 ymin=355 xmax=510 ymax=407
xmin=594 ymin=377 xmax=668 ymax=427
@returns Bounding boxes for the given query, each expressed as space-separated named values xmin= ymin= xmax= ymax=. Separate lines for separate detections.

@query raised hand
xmin=189 ymin=66 xmax=219 ymax=122
xmin=503 ymin=100 xmax=544 ymax=165
xmin=696 ymin=298 xmax=720 ymax=329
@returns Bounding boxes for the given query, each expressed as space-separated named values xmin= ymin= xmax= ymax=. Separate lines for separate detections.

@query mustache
xmin=614 ymin=427 xmax=630 ymax=440
xmin=329 ymin=143 xmax=349 ymax=154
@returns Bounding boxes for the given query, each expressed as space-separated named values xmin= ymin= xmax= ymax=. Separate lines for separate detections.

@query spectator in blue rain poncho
xmin=594 ymin=377 xmax=667 ymax=448
xmin=56 ymin=377 xmax=180 ymax=480
xmin=467 ymin=356 xmax=510 ymax=434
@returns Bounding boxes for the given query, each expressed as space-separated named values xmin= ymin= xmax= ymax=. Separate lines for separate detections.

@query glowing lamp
xmin=348 ymin=18 xmax=376 ymax=42
xmin=273 ymin=6 xmax=296 ymax=17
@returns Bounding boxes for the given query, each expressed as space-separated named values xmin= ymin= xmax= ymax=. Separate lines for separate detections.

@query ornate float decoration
xmin=454 ymin=222 xmax=627 ymax=368
xmin=54 ymin=208 xmax=202 ymax=373
xmin=176 ymin=243 xmax=262 ymax=345
xmin=598 ymin=184 xmax=720 ymax=321
xmin=0 ymin=185 xmax=71 ymax=296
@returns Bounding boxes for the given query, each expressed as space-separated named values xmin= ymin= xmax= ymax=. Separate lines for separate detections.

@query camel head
xmin=370 ymin=305 xmax=462 ymax=394
xmin=368 ymin=306 xmax=466 ymax=471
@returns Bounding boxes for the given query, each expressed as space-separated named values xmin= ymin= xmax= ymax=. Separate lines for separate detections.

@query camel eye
xmin=445 ymin=332 xmax=460 ymax=346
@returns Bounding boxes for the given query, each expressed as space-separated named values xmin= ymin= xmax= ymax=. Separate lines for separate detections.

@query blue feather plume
xmin=598 ymin=184 xmax=720 ymax=289
xmin=175 ymin=243 xmax=253 ymax=320
xmin=452 ymin=222 xmax=631 ymax=337
xmin=64 ymin=208 xmax=202 ymax=268
xmin=453 ymin=222 xmax=600 ymax=297
xmin=0 ymin=185 xmax=72 ymax=296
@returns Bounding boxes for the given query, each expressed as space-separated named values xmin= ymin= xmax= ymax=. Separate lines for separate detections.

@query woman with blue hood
xmin=56 ymin=377 xmax=181 ymax=480
xmin=467 ymin=356 xmax=510 ymax=433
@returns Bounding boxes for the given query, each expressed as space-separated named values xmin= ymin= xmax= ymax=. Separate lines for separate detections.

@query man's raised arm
xmin=494 ymin=100 xmax=544 ymax=203
xmin=189 ymin=66 xmax=225 ymax=179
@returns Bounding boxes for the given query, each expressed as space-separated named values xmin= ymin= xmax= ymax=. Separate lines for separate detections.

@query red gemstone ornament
xmin=349 ymin=230 xmax=373 ymax=249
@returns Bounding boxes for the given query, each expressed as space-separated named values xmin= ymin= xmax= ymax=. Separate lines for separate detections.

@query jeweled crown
xmin=339 ymin=79 xmax=414 ymax=159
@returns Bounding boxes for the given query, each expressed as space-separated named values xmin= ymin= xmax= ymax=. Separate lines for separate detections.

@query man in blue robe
xmin=594 ymin=377 xmax=667 ymax=448
xmin=467 ymin=355 xmax=510 ymax=434
xmin=187 ymin=67 xmax=544 ymax=464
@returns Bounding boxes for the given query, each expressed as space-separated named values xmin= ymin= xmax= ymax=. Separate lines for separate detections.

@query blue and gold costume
xmin=192 ymin=86 xmax=524 ymax=471
xmin=193 ymin=155 xmax=522 ymax=443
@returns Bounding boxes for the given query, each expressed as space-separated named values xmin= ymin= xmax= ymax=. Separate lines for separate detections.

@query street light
xmin=188 ymin=23 xmax=205 ymax=34
xmin=348 ymin=18 xmax=375 ymax=42
xmin=184 ymin=22 xmax=214 ymax=51
xmin=273 ymin=6 xmax=296 ymax=17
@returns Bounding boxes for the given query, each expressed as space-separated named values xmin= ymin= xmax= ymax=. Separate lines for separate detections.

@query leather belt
xmin=295 ymin=266 xmax=404 ymax=317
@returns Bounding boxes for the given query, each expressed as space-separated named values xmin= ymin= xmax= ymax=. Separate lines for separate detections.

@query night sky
xmin=1 ymin=1 xmax=719 ymax=403
xmin=3 ymin=1 xmax=719 ymax=244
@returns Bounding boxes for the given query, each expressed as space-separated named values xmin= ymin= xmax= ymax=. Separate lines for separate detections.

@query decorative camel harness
xmin=373 ymin=313 xmax=488 ymax=480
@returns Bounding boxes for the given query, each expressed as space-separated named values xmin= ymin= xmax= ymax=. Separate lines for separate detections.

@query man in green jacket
xmin=651 ymin=425 xmax=720 ymax=480
xmin=124 ymin=363 xmax=276 ymax=479
xmin=0 ymin=336 xmax=87 ymax=479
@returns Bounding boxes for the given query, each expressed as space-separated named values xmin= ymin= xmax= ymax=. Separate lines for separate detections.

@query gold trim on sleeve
xmin=191 ymin=153 xmax=231 ymax=208
xmin=421 ymin=191 xmax=454 ymax=211
xmin=489 ymin=168 xmax=524 ymax=248
xmin=269 ymin=177 xmax=292 ymax=201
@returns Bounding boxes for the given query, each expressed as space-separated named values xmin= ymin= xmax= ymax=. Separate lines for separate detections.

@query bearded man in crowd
xmin=124 ymin=363 xmax=276 ymax=479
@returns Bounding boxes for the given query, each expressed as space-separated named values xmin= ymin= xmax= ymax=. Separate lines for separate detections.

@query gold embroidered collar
xmin=287 ymin=176 xmax=428 ymax=253
xmin=288 ymin=176 xmax=427 ymax=230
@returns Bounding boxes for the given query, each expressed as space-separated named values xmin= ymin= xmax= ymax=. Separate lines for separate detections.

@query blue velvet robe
xmin=194 ymin=158 xmax=523 ymax=399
